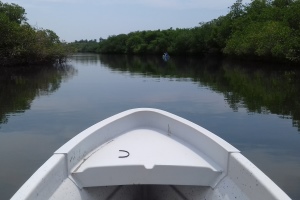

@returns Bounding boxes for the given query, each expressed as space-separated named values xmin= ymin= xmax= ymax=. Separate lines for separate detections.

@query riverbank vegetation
xmin=0 ymin=1 xmax=71 ymax=67
xmin=70 ymin=0 xmax=300 ymax=64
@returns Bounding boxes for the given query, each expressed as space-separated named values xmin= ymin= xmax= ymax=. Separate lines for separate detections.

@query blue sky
xmin=4 ymin=0 xmax=251 ymax=42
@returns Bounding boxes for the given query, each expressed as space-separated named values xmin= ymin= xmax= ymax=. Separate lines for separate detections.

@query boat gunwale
xmin=54 ymin=108 xmax=240 ymax=174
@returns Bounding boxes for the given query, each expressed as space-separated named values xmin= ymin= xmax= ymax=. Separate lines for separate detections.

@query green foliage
xmin=68 ymin=39 xmax=99 ymax=53
xmin=0 ymin=1 xmax=26 ymax=24
xmin=224 ymin=21 xmax=292 ymax=59
xmin=224 ymin=0 xmax=300 ymax=63
xmin=68 ymin=0 xmax=300 ymax=64
xmin=229 ymin=0 xmax=245 ymax=19
xmin=0 ymin=1 xmax=71 ymax=67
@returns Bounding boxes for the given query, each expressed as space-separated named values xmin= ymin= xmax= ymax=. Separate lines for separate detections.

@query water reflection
xmin=69 ymin=53 xmax=101 ymax=65
xmin=0 ymin=65 xmax=77 ymax=126
xmin=1 ymin=54 xmax=299 ymax=199
xmin=221 ymin=64 xmax=300 ymax=131
xmin=99 ymin=54 xmax=300 ymax=132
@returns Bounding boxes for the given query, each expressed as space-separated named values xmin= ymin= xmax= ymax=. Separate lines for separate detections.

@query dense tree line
xmin=70 ymin=0 xmax=300 ymax=63
xmin=68 ymin=39 xmax=99 ymax=53
xmin=0 ymin=1 xmax=71 ymax=67
xmin=224 ymin=0 xmax=300 ymax=63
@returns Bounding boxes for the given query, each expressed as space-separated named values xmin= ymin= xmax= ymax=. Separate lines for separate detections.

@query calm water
xmin=0 ymin=54 xmax=300 ymax=199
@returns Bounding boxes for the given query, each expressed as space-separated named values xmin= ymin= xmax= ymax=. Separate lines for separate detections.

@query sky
xmin=4 ymin=0 xmax=251 ymax=42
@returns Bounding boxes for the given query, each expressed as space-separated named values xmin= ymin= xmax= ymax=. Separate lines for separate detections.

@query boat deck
xmin=72 ymin=128 xmax=223 ymax=187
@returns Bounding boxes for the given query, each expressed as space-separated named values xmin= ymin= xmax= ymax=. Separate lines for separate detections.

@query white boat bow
xmin=11 ymin=108 xmax=291 ymax=200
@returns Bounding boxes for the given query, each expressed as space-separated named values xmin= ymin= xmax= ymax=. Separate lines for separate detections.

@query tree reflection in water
xmin=99 ymin=54 xmax=300 ymax=132
xmin=0 ymin=65 xmax=77 ymax=126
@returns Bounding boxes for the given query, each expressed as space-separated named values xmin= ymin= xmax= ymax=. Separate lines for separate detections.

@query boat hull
xmin=11 ymin=108 xmax=291 ymax=200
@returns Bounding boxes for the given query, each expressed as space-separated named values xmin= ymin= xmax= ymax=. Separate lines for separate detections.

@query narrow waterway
xmin=0 ymin=54 xmax=299 ymax=199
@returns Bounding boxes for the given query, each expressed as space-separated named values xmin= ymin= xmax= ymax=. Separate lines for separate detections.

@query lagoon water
xmin=0 ymin=54 xmax=299 ymax=199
